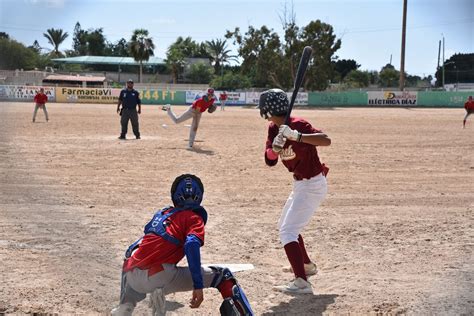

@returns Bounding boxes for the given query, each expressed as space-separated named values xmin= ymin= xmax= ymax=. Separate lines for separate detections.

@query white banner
xmin=246 ymin=91 xmax=308 ymax=106
xmin=186 ymin=90 xmax=246 ymax=105
xmin=368 ymin=91 xmax=417 ymax=106
xmin=0 ymin=85 xmax=56 ymax=101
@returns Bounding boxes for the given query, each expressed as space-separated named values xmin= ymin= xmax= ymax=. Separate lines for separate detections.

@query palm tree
xmin=206 ymin=39 xmax=237 ymax=75
xmin=129 ymin=29 xmax=155 ymax=83
xmin=43 ymin=28 xmax=69 ymax=57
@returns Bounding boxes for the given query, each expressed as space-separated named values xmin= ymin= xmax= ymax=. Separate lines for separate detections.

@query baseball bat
xmin=284 ymin=46 xmax=313 ymax=125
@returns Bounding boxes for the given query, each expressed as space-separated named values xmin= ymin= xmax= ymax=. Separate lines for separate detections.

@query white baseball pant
xmin=167 ymin=106 xmax=202 ymax=147
xmin=278 ymin=173 xmax=327 ymax=245
xmin=120 ymin=263 xmax=217 ymax=306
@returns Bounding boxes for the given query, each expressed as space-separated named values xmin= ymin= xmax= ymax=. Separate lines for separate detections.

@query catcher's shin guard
xmin=210 ymin=266 xmax=254 ymax=316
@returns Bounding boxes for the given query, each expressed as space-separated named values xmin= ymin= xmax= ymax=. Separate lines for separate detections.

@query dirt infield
xmin=0 ymin=102 xmax=472 ymax=315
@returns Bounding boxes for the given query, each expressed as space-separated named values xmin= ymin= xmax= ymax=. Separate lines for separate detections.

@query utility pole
xmin=442 ymin=35 xmax=445 ymax=89
xmin=399 ymin=0 xmax=408 ymax=91
xmin=437 ymin=40 xmax=441 ymax=70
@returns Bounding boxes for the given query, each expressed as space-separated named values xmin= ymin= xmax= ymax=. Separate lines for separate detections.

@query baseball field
xmin=0 ymin=102 xmax=472 ymax=315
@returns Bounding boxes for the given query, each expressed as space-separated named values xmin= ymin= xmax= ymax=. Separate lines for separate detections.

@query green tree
xmin=28 ymin=40 xmax=42 ymax=54
xmin=379 ymin=65 xmax=400 ymax=87
xmin=86 ymin=28 xmax=106 ymax=56
xmin=0 ymin=32 xmax=9 ymax=39
xmin=368 ymin=70 xmax=379 ymax=85
xmin=165 ymin=37 xmax=210 ymax=83
xmin=333 ymin=59 xmax=360 ymax=82
xmin=206 ymin=39 xmax=237 ymax=74
xmin=166 ymin=45 xmax=186 ymax=84
xmin=226 ymin=26 xmax=283 ymax=88
xmin=43 ymin=28 xmax=69 ymax=57
xmin=434 ymin=53 xmax=474 ymax=86
xmin=343 ymin=69 xmax=370 ymax=88
xmin=227 ymin=18 xmax=341 ymax=90
xmin=188 ymin=62 xmax=214 ymax=84
xmin=211 ymin=72 xmax=252 ymax=90
xmin=299 ymin=20 xmax=341 ymax=91
xmin=72 ymin=22 xmax=88 ymax=56
xmin=71 ymin=23 xmax=108 ymax=56
xmin=0 ymin=37 xmax=37 ymax=70
xmin=129 ymin=29 xmax=155 ymax=83
xmin=105 ymin=38 xmax=129 ymax=57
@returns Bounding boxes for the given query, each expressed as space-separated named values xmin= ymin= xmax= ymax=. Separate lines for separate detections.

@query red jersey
xmin=265 ymin=117 xmax=324 ymax=180
xmin=192 ymin=95 xmax=215 ymax=113
xmin=34 ymin=93 xmax=48 ymax=104
xmin=465 ymin=100 xmax=474 ymax=111
xmin=219 ymin=93 xmax=228 ymax=101
xmin=123 ymin=209 xmax=205 ymax=276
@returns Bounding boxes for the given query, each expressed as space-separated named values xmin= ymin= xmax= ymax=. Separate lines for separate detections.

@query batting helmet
xmin=171 ymin=174 xmax=204 ymax=208
xmin=257 ymin=89 xmax=289 ymax=119
xmin=207 ymin=88 xmax=215 ymax=95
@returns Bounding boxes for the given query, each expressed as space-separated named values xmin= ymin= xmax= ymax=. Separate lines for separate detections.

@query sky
xmin=0 ymin=0 xmax=472 ymax=78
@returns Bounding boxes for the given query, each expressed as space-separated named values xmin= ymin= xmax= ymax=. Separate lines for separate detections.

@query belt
xmin=293 ymin=173 xmax=319 ymax=181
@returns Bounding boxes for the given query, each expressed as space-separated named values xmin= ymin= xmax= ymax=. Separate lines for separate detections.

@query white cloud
xmin=25 ymin=0 xmax=65 ymax=8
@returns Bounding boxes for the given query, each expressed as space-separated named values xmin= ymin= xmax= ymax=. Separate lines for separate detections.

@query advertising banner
xmin=368 ymin=91 xmax=417 ymax=106
xmin=246 ymin=91 xmax=308 ymax=105
xmin=417 ymin=91 xmax=470 ymax=107
xmin=0 ymin=85 xmax=56 ymax=101
xmin=138 ymin=89 xmax=186 ymax=105
xmin=185 ymin=90 xmax=203 ymax=104
xmin=186 ymin=90 xmax=246 ymax=105
xmin=309 ymin=92 xmax=367 ymax=106
xmin=56 ymin=87 xmax=121 ymax=103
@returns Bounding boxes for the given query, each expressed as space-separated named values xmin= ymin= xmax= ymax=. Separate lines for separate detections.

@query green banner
xmin=417 ymin=91 xmax=471 ymax=107
xmin=308 ymin=92 xmax=368 ymax=106
xmin=137 ymin=89 xmax=186 ymax=105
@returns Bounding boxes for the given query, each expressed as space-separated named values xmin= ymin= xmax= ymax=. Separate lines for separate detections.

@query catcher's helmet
xmin=207 ymin=88 xmax=215 ymax=95
xmin=257 ymin=89 xmax=289 ymax=119
xmin=171 ymin=174 xmax=204 ymax=208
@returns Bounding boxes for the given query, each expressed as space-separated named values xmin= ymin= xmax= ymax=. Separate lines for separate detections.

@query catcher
xmin=258 ymin=89 xmax=331 ymax=294
xmin=111 ymin=174 xmax=253 ymax=316
xmin=162 ymin=88 xmax=217 ymax=149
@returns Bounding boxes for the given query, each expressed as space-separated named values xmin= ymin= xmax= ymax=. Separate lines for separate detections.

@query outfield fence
xmin=0 ymin=85 xmax=470 ymax=107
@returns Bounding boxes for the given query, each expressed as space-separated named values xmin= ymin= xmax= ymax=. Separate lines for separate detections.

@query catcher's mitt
xmin=208 ymin=104 xmax=217 ymax=113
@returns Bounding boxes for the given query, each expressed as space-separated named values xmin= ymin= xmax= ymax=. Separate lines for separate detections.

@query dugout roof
xmin=43 ymin=74 xmax=106 ymax=82
xmin=51 ymin=56 xmax=166 ymax=66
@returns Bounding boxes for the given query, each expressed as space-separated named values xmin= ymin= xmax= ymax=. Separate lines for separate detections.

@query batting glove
xmin=272 ymin=132 xmax=287 ymax=153
xmin=279 ymin=125 xmax=302 ymax=142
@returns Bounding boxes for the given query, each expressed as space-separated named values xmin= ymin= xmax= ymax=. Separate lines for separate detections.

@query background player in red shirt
xmin=162 ymin=88 xmax=217 ymax=149
xmin=258 ymin=89 xmax=331 ymax=294
xmin=32 ymin=87 xmax=49 ymax=122
xmin=219 ymin=91 xmax=228 ymax=111
xmin=463 ymin=95 xmax=474 ymax=128
xmin=111 ymin=174 xmax=253 ymax=316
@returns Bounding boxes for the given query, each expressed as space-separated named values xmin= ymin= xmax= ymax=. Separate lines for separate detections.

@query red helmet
xmin=207 ymin=88 xmax=215 ymax=95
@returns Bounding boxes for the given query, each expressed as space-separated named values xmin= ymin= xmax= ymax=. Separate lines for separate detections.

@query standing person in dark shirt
xmin=257 ymin=89 xmax=331 ymax=294
xmin=117 ymin=79 xmax=142 ymax=139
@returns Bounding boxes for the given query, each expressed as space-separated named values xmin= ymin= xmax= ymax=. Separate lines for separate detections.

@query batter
xmin=258 ymin=89 xmax=331 ymax=294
